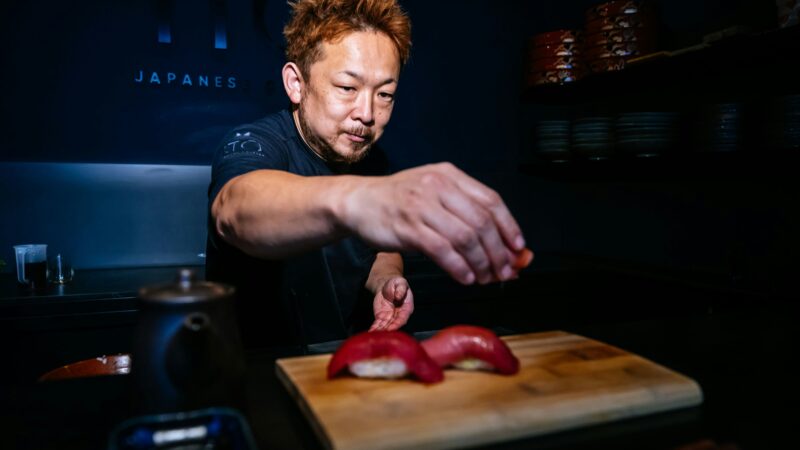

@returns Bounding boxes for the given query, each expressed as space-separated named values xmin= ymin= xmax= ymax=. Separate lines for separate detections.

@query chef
xmin=206 ymin=0 xmax=529 ymax=348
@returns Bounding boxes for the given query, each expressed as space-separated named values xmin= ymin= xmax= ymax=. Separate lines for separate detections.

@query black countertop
xmin=0 ymin=266 xmax=206 ymax=384
xmin=0 ymin=265 xmax=204 ymax=316
xmin=1 ymin=257 xmax=797 ymax=449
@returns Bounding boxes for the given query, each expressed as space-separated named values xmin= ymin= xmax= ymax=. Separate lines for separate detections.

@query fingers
xmin=438 ymin=188 xmax=515 ymax=283
xmin=439 ymin=163 xmax=526 ymax=252
xmin=413 ymin=224 xmax=476 ymax=285
xmin=380 ymin=277 xmax=407 ymax=299
xmin=369 ymin=310 xmax=399 ymax=332
xmin=368 ymin=306 xmax=393 ymax=331
xmin=370 ymin=280 xmax=414 ymax=332
xmin=392 ymin=279 xmax=408 ymax=306
xmin=369 ymin=317 xmax=389 ymax=332
xmin=371 ymin=282 xmax=399 ymax=332
xmin=382 ymin=295 xmax=414 ymax=331
xmin=388 ymin=302 xmax=413 ymax=330
xmin=381 ymin=278 xmax=396 ymax=300
xmin=356 ymin=163 xmax=527 ymax=286
xmin=416 ymin=166 xmax=522 ymax=284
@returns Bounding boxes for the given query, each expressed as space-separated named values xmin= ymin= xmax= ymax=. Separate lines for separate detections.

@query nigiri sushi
xmin=327 ymin=331 xmax=444 ymax=384
xmin=420 ymin=325 xmax=520 ymax=375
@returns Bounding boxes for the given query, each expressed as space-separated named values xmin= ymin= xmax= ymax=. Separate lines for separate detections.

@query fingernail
xmin=514 ymin=236 xmax=525 ymax=251
xmin=501 ymin=265 xmax=513 ymax=280
xmin=464 ymin=272 xmax=475 ymax=284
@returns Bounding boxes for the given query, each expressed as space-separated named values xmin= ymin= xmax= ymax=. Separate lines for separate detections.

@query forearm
xmin=365 ymin=252 xmax=404 ymax=294
xmin=212 ymin=162 xmax=528 ymax=285
xmin=212 ymin=169 xmax=368 ymax=259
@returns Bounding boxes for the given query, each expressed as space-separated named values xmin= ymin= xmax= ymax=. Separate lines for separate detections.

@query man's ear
xmin=282 ymin=62 xmax=304 ymax=104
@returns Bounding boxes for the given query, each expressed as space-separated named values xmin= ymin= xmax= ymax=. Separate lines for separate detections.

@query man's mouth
xmin=345 ymin=133 xmax=367 ymax=143
xmin=344 ymin=126 xmax=373 ymax=144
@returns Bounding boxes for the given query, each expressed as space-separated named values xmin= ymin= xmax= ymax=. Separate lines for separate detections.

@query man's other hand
xmin=369 ymin=276 xmax=414 ymax=332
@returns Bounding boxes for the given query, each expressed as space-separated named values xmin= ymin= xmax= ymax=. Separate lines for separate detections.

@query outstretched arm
xmin=212 ymin=169 xmax=356 ymax=259
xmin=212 ymin=162 xmax=530 ymax=284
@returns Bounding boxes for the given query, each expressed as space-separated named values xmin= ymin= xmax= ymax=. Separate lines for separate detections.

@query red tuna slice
xmin=513 ymin=248 xmax=535 ymax=271
xmin=327 ymin=331 xmax=444 ymax=384
xmin=421 ymin=325 xmax=520 ymax=375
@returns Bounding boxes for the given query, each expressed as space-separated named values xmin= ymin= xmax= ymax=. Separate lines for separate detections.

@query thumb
xmin=392 ymin=279 xmax=408 ymax=307
xmin=381 ymin=278 xmax=396 ymax=300
xmin=393 ymin=280 xmax=408 ymax=302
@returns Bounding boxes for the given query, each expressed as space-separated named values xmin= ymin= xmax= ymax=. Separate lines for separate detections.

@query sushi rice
xmin=349 ymin=357 xmax=408 ymax=379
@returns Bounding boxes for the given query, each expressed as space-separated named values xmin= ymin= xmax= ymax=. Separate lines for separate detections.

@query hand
xmin=369 ymin=276 xmax=414 ymax=332
xmin=340 ymin=163 xmax=529 ymax=285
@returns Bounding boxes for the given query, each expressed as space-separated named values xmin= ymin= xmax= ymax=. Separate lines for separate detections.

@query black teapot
xmin=133 ymin=269 xmax=246 ymax=414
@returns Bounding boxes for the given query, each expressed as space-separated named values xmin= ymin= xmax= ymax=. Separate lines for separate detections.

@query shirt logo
xmin=223 ymin=132 xmax=264 ymax=157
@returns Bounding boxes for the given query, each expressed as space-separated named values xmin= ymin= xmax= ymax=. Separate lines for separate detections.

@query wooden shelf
xmin=518 ymin=149 xmax=800 ymax=182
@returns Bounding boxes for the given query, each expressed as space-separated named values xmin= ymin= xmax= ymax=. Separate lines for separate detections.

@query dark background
xmin=0 ymin=0 xmax=768 ymax=165
xmin=1 ymin=0 xmax=795 ymax=295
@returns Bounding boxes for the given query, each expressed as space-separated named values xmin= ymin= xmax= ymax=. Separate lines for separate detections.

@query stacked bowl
xmin=776 ymin=0 xmax=800 ymax=28
xmin=527 ymin=30 xmax=585 ymax=86
xmin=534 ymin=120 xmax=572 ymax=162
xmin=705 ymin=103 xmax=742 ymax=152
xmin=571 ymin=117 xmax=614 ymax=160
xmin=584 ymin=1 xmax=658 ymax=73
xmin=615 ymin=112 xmax=679 ymax=157
xmin=765 ymin=95 xmax=800 ymax=151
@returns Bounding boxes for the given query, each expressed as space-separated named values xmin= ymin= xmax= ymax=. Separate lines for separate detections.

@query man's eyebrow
xmin=340 ymin=70 xmax=396 ymax=86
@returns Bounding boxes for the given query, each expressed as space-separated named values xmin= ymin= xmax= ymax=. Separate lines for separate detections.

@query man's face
xmin=296 ymin=30 xmax=400 ymax=164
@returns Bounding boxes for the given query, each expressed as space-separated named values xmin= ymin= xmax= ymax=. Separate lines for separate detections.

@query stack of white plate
xmin=783 ymin=95 xmax=800 ymax=149
xmin=708 ymin=103 xmax=741 ymax=152
xmin=535 ymin=120 xmax=571 ymax=162
xmin=571 ymin=117 xmax=613 ymax=160
xmin=615 ymin=112 xmax=679 ymax=157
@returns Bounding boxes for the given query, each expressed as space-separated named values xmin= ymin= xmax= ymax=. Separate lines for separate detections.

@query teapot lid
xmin=138 ymin=268 xmax=234 ymax=304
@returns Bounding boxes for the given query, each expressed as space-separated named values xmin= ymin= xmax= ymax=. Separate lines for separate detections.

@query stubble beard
xmin=296 ymin=104 xmax=374 ymax=165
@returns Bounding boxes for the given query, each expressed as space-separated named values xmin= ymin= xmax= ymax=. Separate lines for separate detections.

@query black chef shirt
xmin=206 ymin=109 xmax=389 ymax=348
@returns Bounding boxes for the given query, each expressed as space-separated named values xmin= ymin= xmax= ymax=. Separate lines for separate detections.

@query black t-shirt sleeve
xmin=208 ymin=125 xmax=291 ymax=205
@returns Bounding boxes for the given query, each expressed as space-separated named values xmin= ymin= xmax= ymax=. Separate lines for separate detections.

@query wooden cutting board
xmin=276 ymin=331 xmax=702 ymax=450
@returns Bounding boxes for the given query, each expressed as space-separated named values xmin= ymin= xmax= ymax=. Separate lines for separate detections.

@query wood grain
xmin=276 ymin=331 xmax=702 ymax=450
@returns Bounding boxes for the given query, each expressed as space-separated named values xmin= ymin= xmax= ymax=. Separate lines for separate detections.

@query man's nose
xmin=352 ymin=92 xmax=374 ymax=125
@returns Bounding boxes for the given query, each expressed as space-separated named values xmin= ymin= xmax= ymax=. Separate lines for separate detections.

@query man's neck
xmin=292 ymin=109 xmax=327 ymax=162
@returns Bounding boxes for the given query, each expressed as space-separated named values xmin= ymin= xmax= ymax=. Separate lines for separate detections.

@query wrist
xmin=326 ymin=175 xmax=371 ymax=235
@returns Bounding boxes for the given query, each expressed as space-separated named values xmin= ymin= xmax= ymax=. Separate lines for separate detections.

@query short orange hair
xmin=283 ymin=0 xmax=412 ymax=79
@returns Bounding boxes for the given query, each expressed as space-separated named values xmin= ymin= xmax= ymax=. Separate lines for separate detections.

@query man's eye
xmin=379 ymin=92 xmax=395 ymax=101
xmin=338 ymin=86 xmax=356 ymax=93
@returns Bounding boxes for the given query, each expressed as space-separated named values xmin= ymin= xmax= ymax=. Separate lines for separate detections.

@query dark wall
xmin=2 ymin=0 xmax=769 ymax=165
xmin=0 ymin=0 xmax=289 ymax=164
xmin=1 ymin=0 xmax=793 ymax=293
xmin=0 ymin=163 xmax=210 ymax=269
